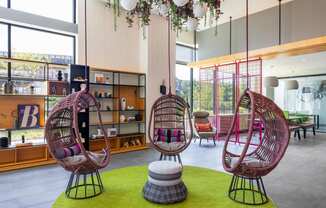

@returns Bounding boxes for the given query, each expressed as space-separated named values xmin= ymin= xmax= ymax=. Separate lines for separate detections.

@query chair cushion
xmin=227 ymin=156 xmax=269 ymax=168
xmin=61 ymin=151 xmax=106 ymax=166
xmin=62 ymin=154 xmax=87 ymax=166
xmin=149 ymin=171 xmax=182 ymax=181
xmin=149 ymin=161 xmax=182 ymax=175
xmin=54 ymin=144 xmax=81 ymax=160
xmin=88 ymin=151 xmax=107 ymax=165
xmin=195 ymin=123 xmax=212 ymax=132
xmin=156 ymin=128 xmax=182 ymax=143
xmin=156 ymin=142 xmax=185 ymax=151
xmin=299 ymin=123 xmax=314 ymax=128
xmin=193 ymin=111 xmax=209 ymax=118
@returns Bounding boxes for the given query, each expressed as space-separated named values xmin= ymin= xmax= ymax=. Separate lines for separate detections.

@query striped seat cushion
xmin=149 ymin=161 xmax=182 ymax=175
xmin=148 ymin=176 xmax=181 ymax=186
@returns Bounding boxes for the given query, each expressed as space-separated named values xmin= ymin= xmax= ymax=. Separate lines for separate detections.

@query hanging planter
xmin=104 ymin=0 xmax=223 ymax=34
xmin=120 ymin=0 xmax=138 ymax=11
xmin=186 ymin=18 xmax=198 ymax=31
xmin=193 ymin=2 xmax=207 ymax=18
xmin=159 ymin=4 xmax=169 ymax=17
xmin=172 ymin=0 xmax=189 ymax=7
xmin=151 ymin=3 xmax=160 ymax=15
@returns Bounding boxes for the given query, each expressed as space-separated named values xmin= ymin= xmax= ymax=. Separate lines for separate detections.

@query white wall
xmin=77 ymin=0 xmax=176 ymax=139
xmin=78 ymin=0 xmax=141 ymax=73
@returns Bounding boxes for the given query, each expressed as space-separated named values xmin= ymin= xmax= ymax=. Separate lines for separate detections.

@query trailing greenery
xmin=103 ymin=0 xmax=223 ymax=32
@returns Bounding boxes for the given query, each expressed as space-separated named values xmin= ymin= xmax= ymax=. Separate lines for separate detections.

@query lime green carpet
xmin=53 ymin=165 xmax=276 ymax=208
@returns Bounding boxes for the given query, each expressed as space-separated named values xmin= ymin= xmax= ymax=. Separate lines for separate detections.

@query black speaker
xmin=160 ymin=85 xmax=166 ymax=95
xmin=0 ymin=137 xmax=9 ymax=148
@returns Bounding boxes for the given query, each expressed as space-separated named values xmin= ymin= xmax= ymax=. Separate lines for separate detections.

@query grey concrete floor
xmin=1 ymin=133 xmax=326 ymax=208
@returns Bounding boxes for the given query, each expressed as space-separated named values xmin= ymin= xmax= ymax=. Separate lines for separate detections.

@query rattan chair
xmin=193 ymin=111 xmax=217 ymax=146
xmin=222 ymin=89 xmax=290 ymax=205
xmin=45 ymin=89 xmax=111 ymax=199
xmin=148 ymin=94 xmax=193 ymax=164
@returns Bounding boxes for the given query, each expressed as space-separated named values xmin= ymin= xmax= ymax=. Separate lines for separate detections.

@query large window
xmin=175 ymin=43 xmax=196 ymax=111
xmin=176 ymin=64 xmax=191 ymax=105
xmin=10 ymin=0 xmax=75 ymax=22
xmin=0 ymin=24 xmax=8 ymax=77
xmin=11 ymin=26 xmax=74 ymax=64
xmin=0 ymin=24 xmax=8 ymax=57
xmin=0 ymin=0 xmax=7 ymax=7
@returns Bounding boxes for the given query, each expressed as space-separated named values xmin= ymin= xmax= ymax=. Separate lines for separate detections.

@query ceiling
xmin=263 ymin=51 xmax=326 ymax=77
xmin=199 ymin=0 xmax=293 ymax=31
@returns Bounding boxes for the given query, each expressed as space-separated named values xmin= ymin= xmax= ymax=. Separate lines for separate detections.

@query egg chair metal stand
xmin=222 ymin=89 xmax=290 ymax=205
xmin=45 ymin=89 xmax=111 ymax=199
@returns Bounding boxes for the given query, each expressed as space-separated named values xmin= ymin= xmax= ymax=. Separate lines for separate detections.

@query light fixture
xmin=285 ymin=80 xmax=299 ymax=90
xmin=302 ymin=87 xmax=312 ymax=94
xmin=319 ymin=80 xmax=326 ymax=92
xmin=264 ymin=76 xmax=279 ymax=88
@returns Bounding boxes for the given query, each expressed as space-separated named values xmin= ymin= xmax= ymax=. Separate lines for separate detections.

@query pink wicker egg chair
xmin=222 ymin=89 xmax=290 ymax=205
xmin=148 ymin=94 xmax=193 ymax=164
xmin=45 ymin=89 xmax=111 ymax=199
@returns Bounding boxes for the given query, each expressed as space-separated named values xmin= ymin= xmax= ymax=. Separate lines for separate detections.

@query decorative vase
xmin=121 ymin=97 xmax=127 ymax=111
xmin=186 ymin=18 xmax=198 ymax=31
xmin=159 ymin=4 xmax=169 ymax=17
xmin=193 ymin=2 xmax=206 ymax=18
xmin=57 ymin=70 xmax=63 ymax=81
xmin=120 ymin=115 xmax=126 ymax=123
xmin=3 ymin=80 xmax=15 ymax=94
xmin=120 ymin=0 xmax=138 ymax=11
xmin=172 ymin=0 xmax=189 ymax=7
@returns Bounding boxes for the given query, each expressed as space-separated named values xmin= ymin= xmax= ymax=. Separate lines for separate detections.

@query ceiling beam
xmin=188 ymin=35 xmax=326 ymax=68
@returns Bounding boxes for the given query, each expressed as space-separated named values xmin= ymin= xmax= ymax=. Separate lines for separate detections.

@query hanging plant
xmin=103 ymin=0 xmax=223 ymax=34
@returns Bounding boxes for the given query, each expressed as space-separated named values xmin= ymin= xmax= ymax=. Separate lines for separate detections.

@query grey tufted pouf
xmin=143 ymin=161 xmax=187 ymax=204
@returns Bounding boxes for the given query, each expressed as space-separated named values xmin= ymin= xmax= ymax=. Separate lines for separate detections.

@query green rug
xmin=53 ymin=165 xmax=276 ymax=208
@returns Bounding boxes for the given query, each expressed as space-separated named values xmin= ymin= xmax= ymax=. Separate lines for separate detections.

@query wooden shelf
xmin=112 ymin=145 xmax=148 ymax=154
xmin=0 ymin=144 xmax=55 ymax=172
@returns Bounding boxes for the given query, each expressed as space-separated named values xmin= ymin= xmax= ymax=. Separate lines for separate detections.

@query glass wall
xmin=0 ymin=24 xmax=8 ymax=77
xmin=175 ymin=43 xmax=196 ymax=111
xmin=0 ymin=0 xmax=7 ymax=7
xmin=0 ymin=24 xmax=8 ymax=57
xmin=11 ymin=26 xmax=74 ymax=64
xmin=176 ymin=64 xmax=191 ymax=105
xmin=275 ymin=76 xmax=326 ymax=131
xmin=10 ymin=0 xmax=75 ymax=22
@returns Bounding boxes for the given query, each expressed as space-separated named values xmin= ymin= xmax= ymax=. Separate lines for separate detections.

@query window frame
xmin=8 ymin=0 xmax=77 ymax=24
xmin=0 ymin=21 xmax=76 ymax=80
xmin=176 ymin=43 xmax=197 ymax=113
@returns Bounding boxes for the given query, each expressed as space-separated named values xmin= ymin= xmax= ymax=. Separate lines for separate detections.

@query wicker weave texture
xmin=222 ymin=89 xmax=290 ymax=177
xmin=45 ymin=90 xmax=111 ymax=174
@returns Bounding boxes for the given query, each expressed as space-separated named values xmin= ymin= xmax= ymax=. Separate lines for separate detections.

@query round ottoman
xmin=143 ymin=161 xmax=187 ymax=204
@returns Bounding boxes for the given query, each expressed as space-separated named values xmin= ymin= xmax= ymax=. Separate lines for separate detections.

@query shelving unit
xmin=88 ymin=67 xmax=147 ymax=153
xmin=0 ymin=59 xmax=147 ymax=172
xmin=0 ymin=57 xmax=69 ymax=172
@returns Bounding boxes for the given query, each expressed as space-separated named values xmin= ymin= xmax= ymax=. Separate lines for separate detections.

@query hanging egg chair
xmin=148 ymin=19 xmax=193 ymax=164
xmin=45 ymin=90 xmax=111 ymax=199
xmin=222 ymin=1 xmax=290 ymax=205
